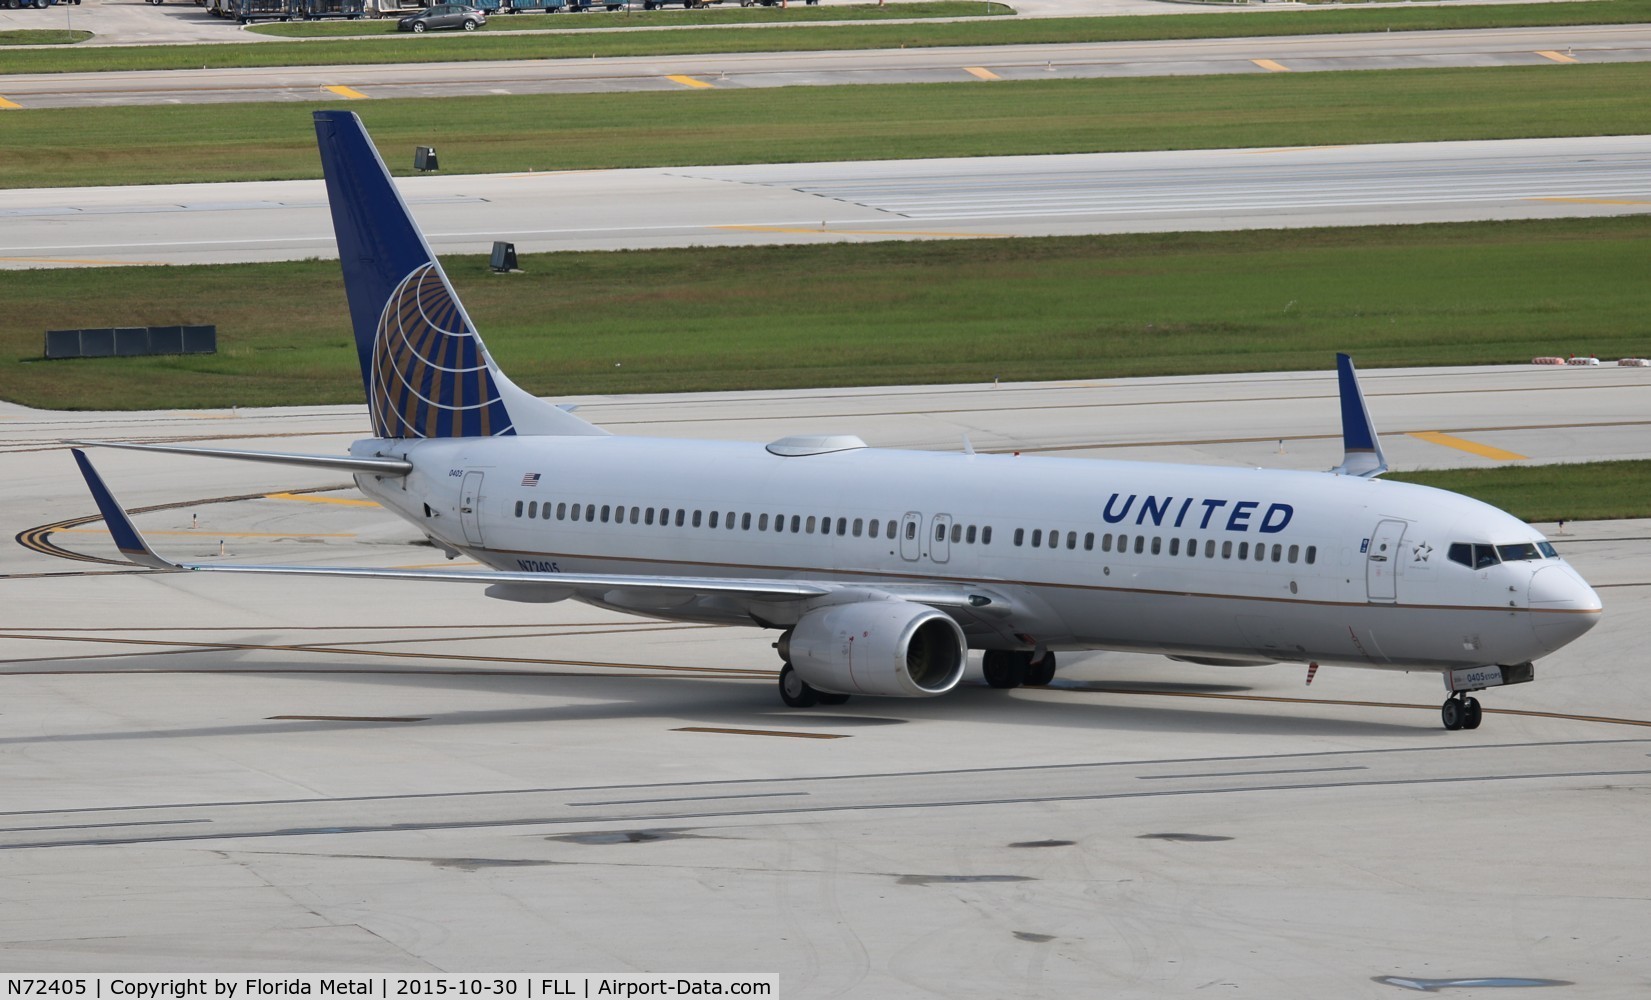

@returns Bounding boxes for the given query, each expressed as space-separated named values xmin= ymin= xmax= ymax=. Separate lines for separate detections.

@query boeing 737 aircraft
xmin=72 ymin=111 xmax=1603 ymax=731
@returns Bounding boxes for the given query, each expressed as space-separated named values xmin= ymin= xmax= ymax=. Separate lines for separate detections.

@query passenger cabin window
xmin=906 ymin=521 xmax=918 ymax=541
xmin=514 ymin=501 xmax=523 ymax=517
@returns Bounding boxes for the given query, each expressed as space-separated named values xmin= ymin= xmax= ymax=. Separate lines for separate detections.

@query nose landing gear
xmin=1441 ymin=692 xmax=1483 ymax=731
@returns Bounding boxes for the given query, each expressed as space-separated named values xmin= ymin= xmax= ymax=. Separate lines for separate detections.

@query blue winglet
xmin=71 ymin=449 xmax=177 ymax=570
xmin=1331 ymin=354 xmax=1387 ymax=478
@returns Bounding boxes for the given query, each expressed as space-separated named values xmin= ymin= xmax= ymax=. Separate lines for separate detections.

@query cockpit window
xmin=1497 ymin=542 xmax=1545 ymax=563
xmin=1449 ymin=542 xmax=1502 ymax=568
xmin=1538 ymin=541 xmax=1558 ymax=559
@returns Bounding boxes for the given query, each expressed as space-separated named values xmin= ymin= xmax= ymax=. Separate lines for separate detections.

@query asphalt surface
xmin=3 ymin=364 xmax=1648 ymax=987
xmin=1 ymin=24 xmax=1646 ymax=107
xmin=4 ymin=135 xmax=1647 ymax=267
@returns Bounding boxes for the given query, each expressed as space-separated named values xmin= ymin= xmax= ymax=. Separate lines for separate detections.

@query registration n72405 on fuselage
xmin=71 ymin=111 xmax=1602 ymax=732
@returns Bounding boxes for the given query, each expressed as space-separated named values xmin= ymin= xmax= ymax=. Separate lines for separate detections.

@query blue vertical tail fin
xmin=313 ymin=110 xmax=603 ymax=440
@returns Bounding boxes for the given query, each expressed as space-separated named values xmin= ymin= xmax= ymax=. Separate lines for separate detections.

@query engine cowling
xmin=780 ymin=601 xmax=967 ymax=698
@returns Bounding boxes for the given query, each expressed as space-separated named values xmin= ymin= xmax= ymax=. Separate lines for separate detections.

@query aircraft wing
xmin=71 ymin=448 xmax=1002 ymax=613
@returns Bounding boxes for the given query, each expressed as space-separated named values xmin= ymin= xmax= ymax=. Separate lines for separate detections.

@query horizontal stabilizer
xmin=1329 ymin=353 xmax=1388 ymax=478
xmin=70 ymin=440 xmax=411 ymax=476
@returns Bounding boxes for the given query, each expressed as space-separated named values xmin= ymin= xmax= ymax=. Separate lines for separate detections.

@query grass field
xmin=252 ymin=1 xmax=1012 ymax=36
xmin=1388 ymin=462 xmax=1651 ymax=523
xmin=0 ymin=30 xmax=91 ymax=45
xmin=4 ymin=63 xmax=1649 ymax=189
xmin=4 ymin=216 xmax=1646 ymax=411
xmin=2 ymin=0 xmax=1649 ymax=72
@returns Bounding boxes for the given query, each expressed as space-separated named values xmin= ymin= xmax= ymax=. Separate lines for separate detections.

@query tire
xmin=410 ymin=19 xmax=424 ymax=28
xmin=1441 ymin=698 xmax=1464 ymax=731
xmin=462 ymin=17 xmax=476 ymax=27
xmin=1462 ymin=697 xmax=1483 ymax=730
xmin=779 ymin=664 xmax=817 ymax=709
xmin=982 ymin=650 xmax=1028 ymax=689
xmin=1024 ymin=651 xmax=1057 ymax=687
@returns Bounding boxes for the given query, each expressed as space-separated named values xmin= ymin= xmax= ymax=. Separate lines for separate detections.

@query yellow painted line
xmin=266 ymin=491 xmax=381 ymax=507
xmin=1252 ymin=59 xmax=1291 ymax=73
xmin=673 ymin=726 xmax=848 ymax=740
xmin=964 ymin=66 xmax=1001 ymax=81
xmin=712 ymin=224 xmax=1001 ymax=239
xmin=1407 ymin=431 xmax=1528 ymax=462
xmin=1530 ymin=196 xmax=1651 ymax=206
xmin=62 ymin=529 xmax=358 ymax=538
xmin=1535 ymin=49 xmax=1579 ymax=63
xmin=666 ymin=74 xmax=714 ymax=90
xmin=0 ymin=96 xmax=22 ymax=110
xmin=323 ymin=85 xmax=370 ymax=100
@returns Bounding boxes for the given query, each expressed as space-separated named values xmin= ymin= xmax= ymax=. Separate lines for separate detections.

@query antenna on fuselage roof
xmin=1329 ymin=353 xmax=1388 ymax=478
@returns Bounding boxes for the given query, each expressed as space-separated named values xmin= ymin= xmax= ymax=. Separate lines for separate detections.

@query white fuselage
xmin=353 ymin=434 xmax=1601 ymax=675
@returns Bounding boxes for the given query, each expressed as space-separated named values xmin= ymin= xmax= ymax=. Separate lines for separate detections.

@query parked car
xmin=398 ymin=3 xmax=485 ymax=30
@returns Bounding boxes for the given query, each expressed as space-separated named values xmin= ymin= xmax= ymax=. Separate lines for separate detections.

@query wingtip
xmin=71 ymin=448 xmax=176 ymax=571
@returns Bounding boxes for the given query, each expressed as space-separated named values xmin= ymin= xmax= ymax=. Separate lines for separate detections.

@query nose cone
xmin=1529 ymin=563 xmax=1604 ymax=653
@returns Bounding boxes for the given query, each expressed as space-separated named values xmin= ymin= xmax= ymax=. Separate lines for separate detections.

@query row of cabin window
xmin=514 ymin=499 xmax=995 ymax=545
xmin=1012 ymin=526 xmax=1316 ymax=565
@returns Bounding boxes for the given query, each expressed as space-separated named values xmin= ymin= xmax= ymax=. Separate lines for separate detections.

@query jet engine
xmin=779 ymin=601 xmax=967 ymax=698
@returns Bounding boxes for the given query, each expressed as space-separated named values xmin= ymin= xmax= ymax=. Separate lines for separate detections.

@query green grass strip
xmin=1388 ymin=462 xmax=1651 ymax=523
xmin=0 ymin=29 xmax=91 ymax=45
xmin=4 ymin=216 xmax=1647 ymax=411
xmin=253 ymin=1 xmax=1011 ymax=36
xmin=3 ymin=63 xmax=1649 ymax=189
xmin=2 ymin=0 xmax=1650 ymax=72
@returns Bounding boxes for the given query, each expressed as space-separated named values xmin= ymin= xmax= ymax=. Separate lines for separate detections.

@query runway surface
xmin=4 ymin=135 xmax=1648 ymax=267
xmin=0 ymin=24 xmax=1645 ymax=108
xmin=3 ymin=363 xmax=1649 ymax=987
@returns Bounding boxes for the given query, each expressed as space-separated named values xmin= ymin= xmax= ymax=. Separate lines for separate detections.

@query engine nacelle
xmin=780 ymin=601 xmax=967 ymax=698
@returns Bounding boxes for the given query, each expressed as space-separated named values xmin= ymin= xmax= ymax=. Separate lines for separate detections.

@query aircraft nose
xmin=1529 ymin=564 xmax=1603 ymax=653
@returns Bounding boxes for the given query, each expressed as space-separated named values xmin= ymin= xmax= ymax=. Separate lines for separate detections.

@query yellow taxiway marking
xmin=1530 ymin=196 xmax=1651 ymax=206
xmin=713 ymin=224 xmax=1001 ymax=239
xmin=0 ymin=96 xmax=22 ymax=110
xmin=62 ymin=528 xmax=358 ymax=538
xmin=1407 ymin=431 xmax=1528 ymax=462
xmin=667 ymin=74 xmax=715 ymax=89
xmin=266 ymin=491 xmax=381 ymax=507
xmin=1535 ymin=50 xmax=1579 ymax=63
xmin=1252 ymin=59 xmax=1291 ymax=72
xmin=964 ymin=66 xmax=1001 ymax=81
xmin=323 ymin=85 xmax=370 ymax=100
xmin=673 ymin=726 xmax=848 ymax=740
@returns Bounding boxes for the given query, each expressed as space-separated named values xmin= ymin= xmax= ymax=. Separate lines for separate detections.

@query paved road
xmin=3 ymin=365 xmax=1647 ymax=984
xmin=4 ymin=135 xmax=1647 ymax=267
xmin=0 ymin=23 xmax=1646 ymax=107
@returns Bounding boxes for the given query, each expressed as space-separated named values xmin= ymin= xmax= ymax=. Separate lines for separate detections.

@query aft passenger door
xmin=1366 ymin=518 xmax=1406 ymax=602
xmin=459 ymin=470 xmax=486 ymax=547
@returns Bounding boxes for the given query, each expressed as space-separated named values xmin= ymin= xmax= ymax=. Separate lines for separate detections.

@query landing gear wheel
xmin=778 ymin=663 xmax=817 ymax=708
xmin=982 ymin=649 xmax=1028 ymax=689
xmin=1441 ymin=696 xmax=1464 ymax=731
xmin=1024 ymin=651 xmax=1057 ymax=687
xmin=1462 ymin=696 xmax=1483 ymax=730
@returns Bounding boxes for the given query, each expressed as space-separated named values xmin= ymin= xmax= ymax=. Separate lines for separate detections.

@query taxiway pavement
xmin=2 ymin=364 xmax=1648 ymax=989
xmin=0 ymin=24 xmax=1645 ymax=107
xmin=4 ymin=135 xmax=1649 ymax=267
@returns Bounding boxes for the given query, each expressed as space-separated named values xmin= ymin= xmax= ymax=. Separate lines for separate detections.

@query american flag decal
xmin=521 ymin=472 xmax=541 ymax=487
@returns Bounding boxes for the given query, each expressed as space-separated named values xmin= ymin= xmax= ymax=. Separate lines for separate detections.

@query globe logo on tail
xmin=369 ymin=263 xmax=515 ymax=439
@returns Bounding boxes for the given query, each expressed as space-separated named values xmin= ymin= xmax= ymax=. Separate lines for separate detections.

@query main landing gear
xmin=982 ymin=649 xmax=1056 ymax=689
xmin=1441 ymin=692 xmax=1483 ymax=731
xmin=777 ymin=662 xmax=849 ymax=708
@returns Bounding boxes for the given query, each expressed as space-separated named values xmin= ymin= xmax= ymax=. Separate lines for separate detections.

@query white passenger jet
xmin=72 ymin=111 xmax=1603 ymax=731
